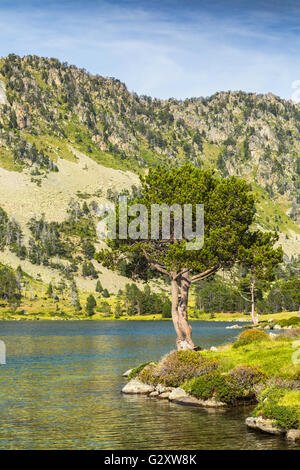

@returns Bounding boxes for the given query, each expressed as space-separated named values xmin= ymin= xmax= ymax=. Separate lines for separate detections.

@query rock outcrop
xmin=122 ymin=376 xmax=227 ymax=407
xmin=0 ymin=81 xmax=7 ymax=105
xmin=122 ymin=368 xmax=133 ymax=377
xmin=246 ymin=416 xmax=284 ymax=435
xmin=286 ymin=429 xmax=300 ymax=441
xmin=121 ymin=378 xmax=155 ymax=394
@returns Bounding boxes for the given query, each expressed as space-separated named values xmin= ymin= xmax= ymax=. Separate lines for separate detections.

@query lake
xmin=0 ymin=320 xmax=298 ymax=450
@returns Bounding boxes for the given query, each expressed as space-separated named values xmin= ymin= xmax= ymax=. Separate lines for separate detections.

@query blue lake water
xmin=0 ymin=320 xmax=297 ymax=450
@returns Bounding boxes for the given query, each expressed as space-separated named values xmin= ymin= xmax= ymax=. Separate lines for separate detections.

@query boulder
xmin=226 ymin=324 xmax=241 ymax=329
xmin=246 ymin=416 xmax=284 ymax=435
xmin=168 ymin=388 xmax=188 ymax=401
xmin=168 ymin=388 xmax=225 ymax=407
xmin=149 ymin=391 xmax=159 ymax=397
xmin=210 ymin=346 xmax=218 ymax=351
xmin=174 ymin=396 xmax=226 ymax=407
xmin=156 ymin=384 xmax=173 ymax=394
xmin=158 ymin=392 xmax=170 ymax=399
xmin=0 ymin=81 xmax=7 ymax=105
xmin=122 ymin=378 xmax=155 ymax=395
xmin=122 ymin=368 xmax=133 ymax=377
xmin=274 ymin=324 xmax=282 ymax=330
xmin=286 ymin=429 xmax=300 ymax=441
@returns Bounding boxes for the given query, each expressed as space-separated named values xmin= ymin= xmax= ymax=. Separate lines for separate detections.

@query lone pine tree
xmin=96 ymin=165 xmax=281 ymax=350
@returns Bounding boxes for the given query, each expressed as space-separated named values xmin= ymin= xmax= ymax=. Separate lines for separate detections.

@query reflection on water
xmin=0 ymin=320 xmax=298 ymax=450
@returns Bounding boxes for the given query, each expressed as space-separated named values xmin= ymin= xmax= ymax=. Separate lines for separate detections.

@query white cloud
xmin=1 ymin=1 xmax=300 ymax=99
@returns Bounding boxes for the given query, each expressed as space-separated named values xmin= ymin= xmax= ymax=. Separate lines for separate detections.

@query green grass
xmin=22 ymin=132 xmax=77 ymax=163
xmin=130 ymin=334 xmax=300 ymax=429
xmin=252 ymin=387 xmax=300 ymax=429
xmin=0 ymin=147 xmax=23 ymax=172
xmin=202 ymin=142 xmax=223 ymax=168
xmin=201 ymin=338 xmax=299 ymax=378
xmin=251 ymin=182 xmax=300 ymax=234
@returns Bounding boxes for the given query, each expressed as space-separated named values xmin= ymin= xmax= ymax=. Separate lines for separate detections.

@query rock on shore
xmin=122 ymin=377 xmax=227 ymax=407
xmin=246 ymin=416 xmax=284 ymax=435
xmin=168 ymin=387 xmax=226 ymax=407
xmin=122 ymin=378 xmax=155 ymax=394
xmin=286 ymin=429 xmax=300 ymax=441
xmin=122 ymin=368 xmax=133 ymax=377
xmin=246 ymin=416 xmax=300 ymax=441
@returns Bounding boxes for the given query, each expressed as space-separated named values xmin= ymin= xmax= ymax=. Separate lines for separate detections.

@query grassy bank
xmin=128 ymin=329 xmax=300 ymax=433
xmin=0 ymin=294 xmax=298 ymax=323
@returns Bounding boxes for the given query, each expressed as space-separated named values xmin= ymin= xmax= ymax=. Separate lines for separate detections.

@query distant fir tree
xmin=69 ymin=280 xmax=81 ymax=311
xmin=86 ymin=294 xmax=96 ymax=316
xmin=102 ymin=288 xmax=110 ymax=298
xmin=95 ymin=279 xmax=103 ymax=293
xmin=46 ymin=282 xmax=53 ymax=297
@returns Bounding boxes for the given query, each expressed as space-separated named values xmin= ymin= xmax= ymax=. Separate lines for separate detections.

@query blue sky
xmin=1 ymin=0 xmax=300 ymax=100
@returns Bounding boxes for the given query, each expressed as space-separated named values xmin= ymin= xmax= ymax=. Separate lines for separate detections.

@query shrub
xmin=262 ymin=405 xmax=300 ymax=429
xmin=233 ymin=329 xmax=270 ymax=348
xmin=253 ymin=402 xmax=300 ymax=430
xmin=128 ymin=361 xmax=153 ymax=380
xmin=138 ymin=350 xmax=219 ymax=387
xmin=139 ymin=363 xmax=159 ymax=385
xmin=277 ymin=317 xmax=300 ymax=328
xmin=151 ymin=350 xmax=220 ymax=387
xmin=260 ymin=387 xmax=286 ymax=403
xmin=267 ymin=376 xmax=300 ymax=390
xmin=253 ymin=387 xmax=300 ymax=429
xmin=275 ymin=328 xmax=300 ymax=340
xmin=184 ymin=371 xmax=248 ymax=405
xmin=229 ymin=365 xmax=267 ymax=389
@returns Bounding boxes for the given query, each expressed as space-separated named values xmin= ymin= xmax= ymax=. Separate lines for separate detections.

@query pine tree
xmin=102 ymin=288 xmax=110 ymax=298
xmin=46 ymin=282 xmax=53 ymax=297
xmin=114 ymin=300 xmax=122 ymax=318
xmin=86 ymin=294 xmax=96 ymax=316
xmin=16 ymin=265 xmax=22 ymax=296
xmin=69 ymin=280 xmax=81 ymax=311
xmin=96 ymin=280 xmax=103 ymax=293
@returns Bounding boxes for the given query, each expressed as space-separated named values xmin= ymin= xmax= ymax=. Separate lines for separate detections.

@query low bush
xmin=267 ymin=376 xmax=300 ymax=390
xmin=229 ymin=365 xmax=267 ymax=389
xmin=128 ymin=361 xmax=154 ymax=380
xmin=254 ymin=403 xmax=300 ymax=430
xmin=138 ymin=350 xmax=219 ymax=387
xmin=265 ymin=405 xmax=299 ymax=429
xmin=260 ymin=387 xmax=286 ymax=402
xmin=275 ymin=328 xmax=300 ymax=340
xmin=184 ymin=371 xmax=253 ymax=405
xmin=253 ymin=387 xmax=300 ymax=429
xmin=233 ymin=329 xmax=270 ymax=348
xmin=277 ymin=317 xmax=300 ymax=328
xmin=138 ymin=363 xmax=159 ymax=385
xmin=154 ymin=350 xmax=219 ymax=387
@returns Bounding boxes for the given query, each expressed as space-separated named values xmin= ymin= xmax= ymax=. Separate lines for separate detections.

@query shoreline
xmin=0 ymin=310 xmax=297 ymax=322
xmin=121 ymin=332 xmax=300 ymax=444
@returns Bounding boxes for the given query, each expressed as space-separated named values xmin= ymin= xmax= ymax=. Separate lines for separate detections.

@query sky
xmin=1 ymin=0 xmax=300 ymax=100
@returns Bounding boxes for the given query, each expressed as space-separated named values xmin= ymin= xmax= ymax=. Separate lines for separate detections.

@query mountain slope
xmin=0 ymin=54 xmax=299 ymax=291
xmin=0 ymin=54 xmax=299 ymax=201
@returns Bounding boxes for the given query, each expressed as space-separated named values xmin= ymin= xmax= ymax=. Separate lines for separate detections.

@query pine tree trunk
xmin=171 ymin=274 xmax=194 ymax=350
